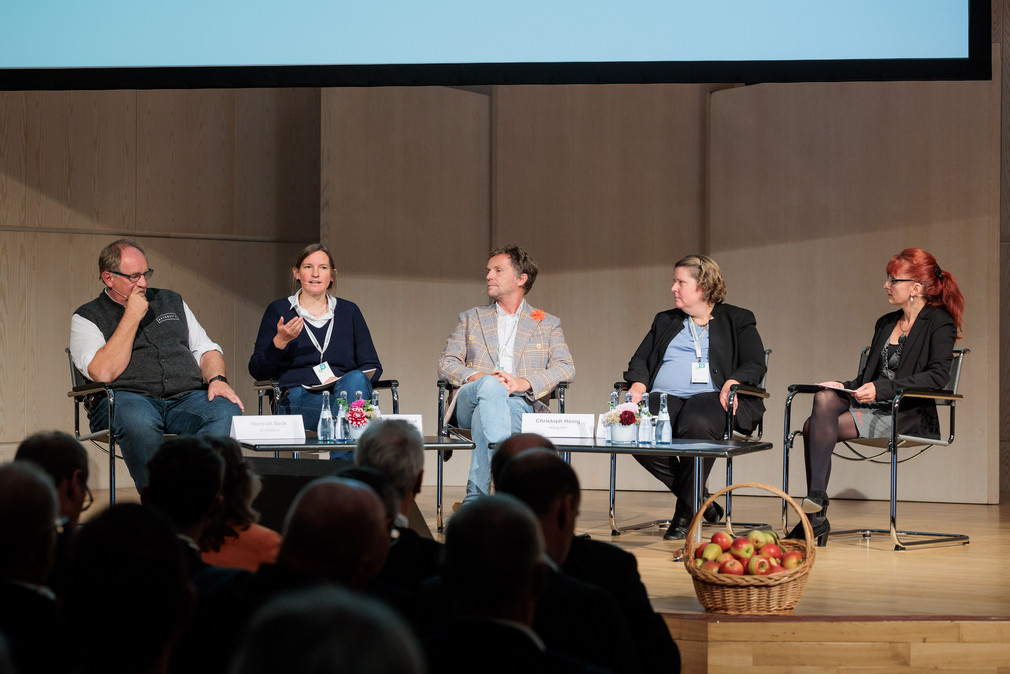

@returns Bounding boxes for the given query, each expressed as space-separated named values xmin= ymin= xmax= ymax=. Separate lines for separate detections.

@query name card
xmin=521 ymin=413 xmax=595 ymax=438
xmin=230 ymin=415 xmax=305 ymax=441
xmin=376 ymin=414 xmax=424 ymax=436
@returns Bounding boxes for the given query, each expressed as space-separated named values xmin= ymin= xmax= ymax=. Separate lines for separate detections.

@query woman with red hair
xmin=791 ymin=248 xmax=964 ymax=542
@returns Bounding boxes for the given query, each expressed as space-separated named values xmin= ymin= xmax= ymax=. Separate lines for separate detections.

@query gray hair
xmin=354 ymin=420 xmax=424 ymax=499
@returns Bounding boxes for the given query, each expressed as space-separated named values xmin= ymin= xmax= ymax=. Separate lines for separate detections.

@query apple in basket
xmin=701 ymin=560 xmax=722 ymax=573
xmin=711 ymin=530 xmax=733 ymax=551
xmin=729 ymin=537 xmax=755 ymax=561
xmin=746 ymin=555 xmax=773 ymax=576
xmin=781 ymin=550 xmax=805 ymax=569
xmin=758 ymin=542 xmax=783 ymax=564
xmin=747 ymin=529 xmax=769 ymax=549
xmin=769 ymin=563 xmax=786 ymax=574
xmin=719 ymin=558 xmax=745 ymax=575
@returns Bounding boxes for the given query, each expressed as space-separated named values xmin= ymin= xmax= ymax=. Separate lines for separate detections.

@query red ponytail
xmin=886 ymin=248 xmax=964 ymax=335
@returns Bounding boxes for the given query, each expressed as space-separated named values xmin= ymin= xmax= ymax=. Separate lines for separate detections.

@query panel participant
xmin=69 ymin=239 xmax=244 ymax=490
xmin=438 ymin=245 xmax=575 ymax=505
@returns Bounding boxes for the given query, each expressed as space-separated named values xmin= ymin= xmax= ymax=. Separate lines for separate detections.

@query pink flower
xmin=350 ymin=399 xmax=366 ymax=409
xmin=531 ymin=309 xmax=545 ymax=322
xmin=619 ymin=410 xmax=637 ymax=426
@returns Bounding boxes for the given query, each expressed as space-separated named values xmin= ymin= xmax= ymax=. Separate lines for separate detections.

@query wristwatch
xmin=207 ymin=375 xmax=229 ymax=385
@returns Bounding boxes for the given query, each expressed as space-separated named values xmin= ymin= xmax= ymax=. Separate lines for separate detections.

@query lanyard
xmin=303 ymin=315 xmax=334 ymax=364
xmin=687 ymin=319 xmax=705 ymax=362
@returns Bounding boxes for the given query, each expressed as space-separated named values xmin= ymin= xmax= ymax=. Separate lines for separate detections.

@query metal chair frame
xmin=609 ymin=349 xmax=772 ymax=536
xmin=66 ymin=348 xmax=124 ymax=503
xmin=782 ymin=347 xmax=969 ymax=550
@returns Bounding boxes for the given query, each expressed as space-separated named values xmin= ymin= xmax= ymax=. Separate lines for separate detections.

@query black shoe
xmin=703 ymin=497 xmax=724 ymax=525
xmin=663 ymin=515 xmax=691 ymax=541
xmin=802 ymin=489 xmax=829 ymax=515
xmin=787 ymin=517 xmax=830 ymax=547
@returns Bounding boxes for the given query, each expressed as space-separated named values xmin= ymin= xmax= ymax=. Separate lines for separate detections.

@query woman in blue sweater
xmin=249 ymin=243 xmax=382 ymax=448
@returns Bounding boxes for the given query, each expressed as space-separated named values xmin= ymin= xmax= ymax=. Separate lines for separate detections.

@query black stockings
xmin=801 ymin=388 xmax=859 ymax=493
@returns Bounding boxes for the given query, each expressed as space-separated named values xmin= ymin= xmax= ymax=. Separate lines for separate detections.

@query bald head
xmin=491 ymin=433 xmax=557 ymax=489
xmin=0 ymin=462 xmax=59 ymax=582
xmin=279 ymin=477 xmax=390 ymax=589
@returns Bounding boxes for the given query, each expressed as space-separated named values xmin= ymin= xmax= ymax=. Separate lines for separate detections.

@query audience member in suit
xmin=496 ymin=449 xmax=642 ymax=674
xmin=355 ymin=419 xmax=442 ymax=593
xmin=175 ymin=476 xmax=391 ymax=674
xmin=142 ymin=436 xmax=225 ymax=586
xmin=227 ymin=586 xmax=424 ymax=674
xmin=200 ymin=436 xmax=281 ymax=572
xmin=63 ymin=503 xmax=194 ymax=674
xmin=0 ymin=462 xmax=71 ymax=674
xmin=422 ymin=494 xmax=606 ymax=674
xmin=14 ymin=430 xmax=92 ymax=595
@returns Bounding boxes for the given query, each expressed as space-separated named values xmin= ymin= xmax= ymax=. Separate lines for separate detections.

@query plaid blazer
xmin=438 ymin=302 xmax=575 ymax=422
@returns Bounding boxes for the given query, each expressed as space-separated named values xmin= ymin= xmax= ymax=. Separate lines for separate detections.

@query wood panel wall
xmin=994 ymin=0 xmax=1010 ymax=493
xmin=0 ymin=88 xmax=320 ymax=491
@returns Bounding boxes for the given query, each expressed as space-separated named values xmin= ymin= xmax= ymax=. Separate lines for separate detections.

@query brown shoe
xmin=452 ymin=500 xmax=464 ymax=513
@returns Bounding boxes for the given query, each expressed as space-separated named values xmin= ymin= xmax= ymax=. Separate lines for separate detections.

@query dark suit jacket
xmin=623 ymin=303 xmax=766 ymax=433
xmin=842 ymin=304 xmax=956 ymax=437
xmin=423 ymin=619 xmax=611 ymax=674
xmin=0 ymin=581 xmax=72 ymax=674
xmin=563 ymin=537 xmax=680 ymax=674
xmin=375 ymin=527 xmax=442 ymax=594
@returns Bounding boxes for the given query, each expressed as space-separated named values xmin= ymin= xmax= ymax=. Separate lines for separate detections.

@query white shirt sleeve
xmin=69 ymin=314 xmax=106 ymax=378
xmin=183 ymin=301 xmax=223 ymax=363
xmin=69 ymin=300 xmax=223 ymax=380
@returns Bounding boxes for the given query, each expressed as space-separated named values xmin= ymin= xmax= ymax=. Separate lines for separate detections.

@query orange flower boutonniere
xmin=530 ymin=309 xmax=545 ymax=322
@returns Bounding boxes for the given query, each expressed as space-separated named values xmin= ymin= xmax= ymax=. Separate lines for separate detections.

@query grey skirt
xmin=848 ymin=403 xmax=893 ymax=439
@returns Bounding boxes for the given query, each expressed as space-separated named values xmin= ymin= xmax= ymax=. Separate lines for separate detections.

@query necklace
xmin=691 ymin=315 xmax=711 ymax=329
xmin=897 ymin=314 xmax=917 ymax=344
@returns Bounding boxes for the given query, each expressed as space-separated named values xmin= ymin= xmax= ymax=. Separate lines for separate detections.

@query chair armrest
xmin=728 ymin=383 xmax=770 ymax=400
xmin=787 ymin=384 xmax=823 ymax=394
xmin=894 ymin=387 xmax=961 ymax=404
xmin=252 ymin=380 xmax=277 ymax=391
xmin=68 ymin=381 xmax=111 ymax=398
xmin=374 ymin=379 xmax=399 ymax=389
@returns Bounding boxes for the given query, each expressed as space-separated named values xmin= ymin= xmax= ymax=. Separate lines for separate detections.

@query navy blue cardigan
xmin=248 ymin=296 xmax=382 ymax=389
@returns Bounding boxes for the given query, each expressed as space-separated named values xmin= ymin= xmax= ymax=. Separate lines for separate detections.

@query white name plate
xmin=521 ymin=413 xmax=595 ymax=438
xmin=230 ymin=415 xmax=305 ymax=441
xmin=375 ymin=414 xmax=424 ymax=436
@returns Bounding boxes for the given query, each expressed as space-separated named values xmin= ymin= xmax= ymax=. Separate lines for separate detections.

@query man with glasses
xmin=70 ymin=239 xmax=243 ymax=490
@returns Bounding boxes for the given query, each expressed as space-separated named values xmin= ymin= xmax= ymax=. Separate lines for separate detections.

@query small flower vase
xmin=609 ymin=422 xmax=638 ymax=445
xmin=349 ymin=422 xmax=368 ymax=441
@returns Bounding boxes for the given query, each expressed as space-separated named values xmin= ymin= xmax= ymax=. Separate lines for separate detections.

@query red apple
xmin=781 ymin=550 xmax=804 ymax=569
xmin=729 ymin=537 xmax=755 ymax=561
xmin=701 ymin=560 xmax=722 ymax=572
xmin=717 ymin=551 xmax=735 ymax=565
xmin=719 ymin=558 xmax=745 ymax=575
xmin=711 ymin=530 xmax=733 ymax=551
xmin=758 ymin=542 xmax=783 ymax=563
xmin=694 ymin=541 xmax=709 ymax=560
xmin=747 ymin=555 xmax=772 ymax=575
xmin=769 ymin=563 xmax=786 ymax=574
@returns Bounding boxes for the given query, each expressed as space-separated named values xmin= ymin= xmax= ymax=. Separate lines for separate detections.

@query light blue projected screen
xmin=0 ymin=1 xmax=969 ymax=69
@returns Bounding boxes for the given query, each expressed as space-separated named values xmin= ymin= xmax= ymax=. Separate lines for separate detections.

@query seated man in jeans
xmin=437 ymin=245 xmax=574 ymax=505
xmin=70 ymin=239 xmax=244 ymax=490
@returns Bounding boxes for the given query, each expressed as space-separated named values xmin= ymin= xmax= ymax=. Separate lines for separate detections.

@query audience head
xmin=442 ymin=494 xmax=545 ymax=624
xmin=886 ymin=248 xmax=965 ymax=332
xmin=15 ymin=430 xmax=90 ymax=527
xmin=674 ymin=253 xmax=727 ymax=305
xmin=227 ymin=586 xmax=424 ymax=674
xmin=278 ymin=477 xmax=390 ymax=589
xmin=490 ymin=432 xmax=557 ymax=489
xmin=489 ymin=244 xmax=538 ymax=294
xmin=354 ymin=419 xmax=424 ymax=506
xmin=496 ymin=449 xmax=581 ymax=564
xmin=337 ymin=465 xmax=401 ymax=535
xmin=201 ymin=436 xmax=263 ymax=552
xmin=0 ymin=462 xmax=59 ymax=584
xmin=143 ymin=436 xmax=225 ymax=535
xmin=62 ymin=503 xmax=193 ymax=672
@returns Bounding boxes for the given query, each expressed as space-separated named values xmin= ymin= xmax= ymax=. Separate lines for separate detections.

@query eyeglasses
xmin=885 ymin=275 xmax=916 ymax=287
xmin=109 ymin=268 xmax=154 ymax=283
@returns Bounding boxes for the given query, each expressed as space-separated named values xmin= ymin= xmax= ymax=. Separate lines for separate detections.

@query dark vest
xmin=74 ymin=289 xmax=205 ymax=399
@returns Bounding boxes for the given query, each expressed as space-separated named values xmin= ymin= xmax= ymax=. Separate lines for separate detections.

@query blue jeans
xmin=89 ymin=389 xmax=242 ymax=490
xmin=453 ymin=376 xmax=533 ymax=501
xmin=279 ymin=370 xmax=373 ymax=460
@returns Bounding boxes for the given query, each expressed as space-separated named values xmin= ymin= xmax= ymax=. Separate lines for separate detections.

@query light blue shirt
xmin=650 ymin=317 xmax=718 ymax=398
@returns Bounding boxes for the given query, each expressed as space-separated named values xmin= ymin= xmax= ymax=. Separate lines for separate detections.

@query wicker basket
xmin=683 ymin=481 xmax=815 ymax=615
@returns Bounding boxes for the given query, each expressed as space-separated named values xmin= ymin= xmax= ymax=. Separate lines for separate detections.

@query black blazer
xmin=623 ymin=303 xmax=766 ymax=433
xmin=842 ymin=304 xmax=956 ymax=438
